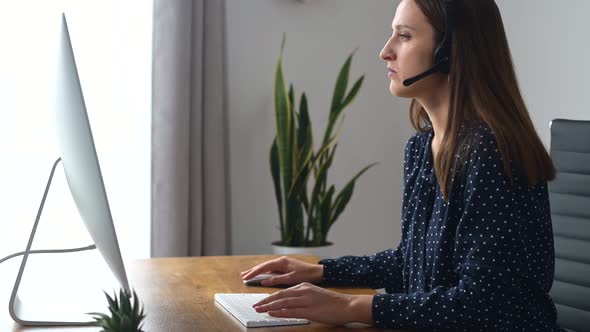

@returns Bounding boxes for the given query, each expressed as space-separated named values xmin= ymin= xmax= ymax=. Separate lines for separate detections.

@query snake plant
xmin=271 ymin=35 xmax=377 ymax=247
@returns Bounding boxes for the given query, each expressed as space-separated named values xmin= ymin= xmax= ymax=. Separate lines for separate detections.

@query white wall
xmin=496 ymin=0 xmax=590 ymax=146
xmin=226 ymin=0 xmax=412 ymax=256
xmin=226 ymin=0 xmax=590 ymax=257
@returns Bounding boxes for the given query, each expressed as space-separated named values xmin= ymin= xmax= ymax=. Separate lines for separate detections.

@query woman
xmin=241 ymin=0 xmax=560 ymax=330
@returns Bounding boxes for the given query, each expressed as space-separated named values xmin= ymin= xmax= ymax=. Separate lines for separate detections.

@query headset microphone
xmin=402 ymin=0 xmax=455 ymax=87
xmin=402 ymin=59 xmax=448 ymax=86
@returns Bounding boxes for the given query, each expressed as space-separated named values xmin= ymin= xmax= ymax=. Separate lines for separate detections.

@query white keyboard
xmin=214 ymin=293 xmax=309 ymax=328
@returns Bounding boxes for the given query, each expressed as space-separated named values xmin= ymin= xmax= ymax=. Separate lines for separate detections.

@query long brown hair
xmin=411 ymin=0 xmax=555 ymax=200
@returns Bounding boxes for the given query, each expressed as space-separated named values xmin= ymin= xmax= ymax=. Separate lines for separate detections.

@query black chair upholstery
xmin=548 ymin=119 xmax=590 ymax=332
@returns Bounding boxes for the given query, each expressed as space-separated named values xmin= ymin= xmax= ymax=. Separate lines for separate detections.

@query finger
xmin=260 ymin=271 xmax=295 ymax=287
xmin=252 ymin=291 xmax=284 ymax=307
xmin=253 ymin=297 xmax=307 ymax=313
xmin=268 ymin=308 xmax=307 ymax=319
xmin=240 ymin=267 xmax=262 ymax=277
xmin=242 ymin=257 xmax=288 ymax=280
xmin=241 ymin=261 xmax=277 ymax=280
xmin=252 ymin=287 xmax=305 ymax=307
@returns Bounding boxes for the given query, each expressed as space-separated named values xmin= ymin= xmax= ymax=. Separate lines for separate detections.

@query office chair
xmin=548 ymin=119 xmax=590 ymax=332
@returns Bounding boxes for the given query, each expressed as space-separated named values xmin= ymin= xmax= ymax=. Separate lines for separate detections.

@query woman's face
xmin=380 ymin=0 xmax=440 ymax=98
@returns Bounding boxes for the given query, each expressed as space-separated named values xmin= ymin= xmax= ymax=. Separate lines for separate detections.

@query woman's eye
xmin=399 ymin=34 xmax=411 ymax=41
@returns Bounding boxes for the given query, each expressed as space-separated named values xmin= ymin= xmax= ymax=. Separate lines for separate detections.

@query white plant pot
xmin=271 ymin=241 xmax=334 ymax=259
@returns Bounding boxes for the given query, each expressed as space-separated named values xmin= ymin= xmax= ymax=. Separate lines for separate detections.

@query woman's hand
xmin=252 ymin=282 xmax=374 ymax=325
xmin=240 ymin=256 xmax=324 ymax=287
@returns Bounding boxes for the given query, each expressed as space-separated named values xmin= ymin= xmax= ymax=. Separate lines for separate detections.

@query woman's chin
xmin=389 ymin=81 xmax=413 ymax=98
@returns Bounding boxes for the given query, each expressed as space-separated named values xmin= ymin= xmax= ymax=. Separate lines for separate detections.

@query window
xmin=0 ymin=0 xmax=152 ymax=274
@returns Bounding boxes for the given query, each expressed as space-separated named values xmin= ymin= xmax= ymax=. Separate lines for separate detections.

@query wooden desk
xmin=7 ymin=255 xmax=404 ymax=332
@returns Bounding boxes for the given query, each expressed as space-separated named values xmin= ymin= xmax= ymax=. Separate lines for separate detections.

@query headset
xmin=403 ymin=0 xmax=457 ymax=86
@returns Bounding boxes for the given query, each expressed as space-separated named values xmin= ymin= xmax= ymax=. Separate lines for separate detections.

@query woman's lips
xmin=388 ymin=67 xmax=397 ymax=77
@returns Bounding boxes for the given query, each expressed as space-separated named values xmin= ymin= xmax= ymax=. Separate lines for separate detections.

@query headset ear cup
xmin=436 ymin=43 xmax=451 ymax=74
xmin=432 ymin=42 xmax=450 ymax=74
xmin=433 ymin=45 xmax=444 ymax=65
xmin=435 ymin=0 xmax=455 ymax=74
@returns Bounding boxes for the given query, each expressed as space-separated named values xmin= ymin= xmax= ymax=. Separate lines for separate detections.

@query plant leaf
xmin=330 ymin=162 xmax=378 ymax=228
xmin=288 ymin=93 xmax=314 ymax=198
xmin=296 ymin=93 xmax=312 ymax=162
xmin=288 ymin=84 xmax=295 ymax=121
xmin=132 ymin=290 xmax=142 ymax=326
xmin=274 ymin=34 xmax=296 ymax=244
xmin=274 ymin=33 xmax=292 ymax=196
xmin=309 ymin=157 xmax=331 ymax=228
xmin=270 ymin=138 xmax=284 ymax=238
xmin=324 ymin=49 xmax=357 ymax=144
xmin=105 ymin=291 xmax=118 ymax=312
xmin=317 ymin=185 xmax=335 ymax=245
xmin=340 ymin=75 xmax=364 ymax=111
xmin=289 ymin=126 xmax=336 ymax=197
xmin=120 ymin=289 xmax=131 ymax=315
xmin=329 ymin=52 xmax=353 ymax=119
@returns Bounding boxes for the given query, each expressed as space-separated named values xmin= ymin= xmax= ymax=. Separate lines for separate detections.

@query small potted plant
xmin=88 ymin=289 xmax=146 ymax=332
xmin=270 ymin=35 xmax=377 ymax=257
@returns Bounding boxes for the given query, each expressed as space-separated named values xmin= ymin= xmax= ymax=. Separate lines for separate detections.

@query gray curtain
xmin=151 ymin=0 xmax=230 ymax=257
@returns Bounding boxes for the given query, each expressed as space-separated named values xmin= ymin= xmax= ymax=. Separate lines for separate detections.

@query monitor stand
xmin=9 ymin=158 xmax=101 ymax=326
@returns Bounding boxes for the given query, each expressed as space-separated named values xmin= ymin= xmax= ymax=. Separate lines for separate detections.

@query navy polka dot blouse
xmin=319 ymin=125 xmax=560 ymax=331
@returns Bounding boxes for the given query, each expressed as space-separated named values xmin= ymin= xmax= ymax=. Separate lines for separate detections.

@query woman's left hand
xmin=252 ymin=282 xmax=373 ymax=326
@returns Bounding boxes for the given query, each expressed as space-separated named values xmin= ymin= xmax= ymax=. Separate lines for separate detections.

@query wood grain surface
xmin=5 ymin=255 xmax=405 ymax=332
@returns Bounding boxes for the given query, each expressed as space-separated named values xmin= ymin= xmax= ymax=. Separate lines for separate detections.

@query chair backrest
xmin=548 ymin=119 xmax=590 ymax=332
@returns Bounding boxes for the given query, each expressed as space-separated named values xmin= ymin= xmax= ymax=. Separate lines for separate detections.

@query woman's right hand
xmin=240 ymin=256 xmax=325 ymax=287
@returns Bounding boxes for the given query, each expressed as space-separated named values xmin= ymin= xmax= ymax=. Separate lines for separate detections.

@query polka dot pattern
xmin=319 ymin=125 xmax=560 ymax=331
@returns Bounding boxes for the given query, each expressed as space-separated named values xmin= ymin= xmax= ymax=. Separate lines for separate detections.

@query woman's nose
xmin=380 ymin=38 xmax=396 ymax=61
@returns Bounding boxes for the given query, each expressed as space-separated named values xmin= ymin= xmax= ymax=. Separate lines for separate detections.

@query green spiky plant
xmin=271 ymin=35 xmax=377 ymax=247
xmin=88 ymin=289 xmax=146 ymax=332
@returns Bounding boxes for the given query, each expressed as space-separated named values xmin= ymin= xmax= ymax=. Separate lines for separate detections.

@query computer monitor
xmin=8 ymin=13 xmax=130 ymax=326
